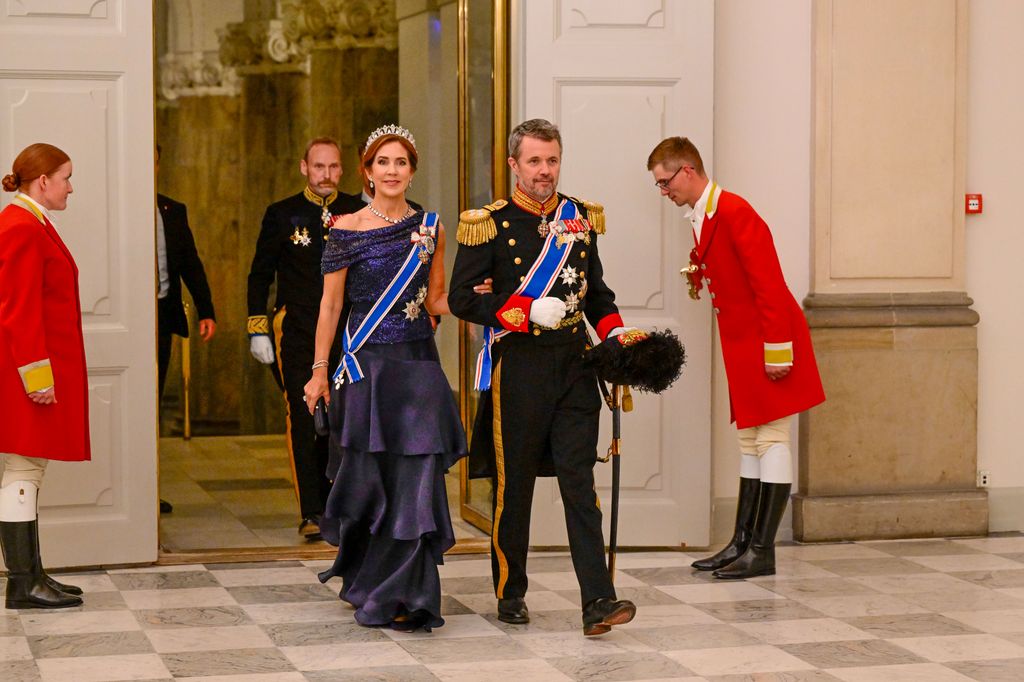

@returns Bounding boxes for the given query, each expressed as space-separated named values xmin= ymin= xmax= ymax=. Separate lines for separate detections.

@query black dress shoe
xmin=159 ymin=499 xmax=173 ymax=514
xmin=298 ymin=515 xmax=323 ymax=541
xmin=582 ymin=597 xmax=636 ymax=636
xmin=497 ymin=597 xmax=529 ymax=624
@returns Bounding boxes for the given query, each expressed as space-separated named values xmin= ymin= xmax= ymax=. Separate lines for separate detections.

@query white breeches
xmin=0 ymin=454 xmax=47 ymax=522
xmin=736 ymin=416 xmax=794 ymax=484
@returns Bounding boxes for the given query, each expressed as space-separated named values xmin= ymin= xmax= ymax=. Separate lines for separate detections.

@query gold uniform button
xmin=514 ymin=257 xmax=522 ymax=265
xmin=579 ymin=251 xmax=587 ymax=259
xmin=519 ymin=275 xmax=525 ymax=282
xmin=508 ymin=238 xmax=516 ymax=246
xmin=502 ymin=220 xmax=510 ymax=228
xmin=533 ymin=328 xmax=541 ymax=336
xmin=572 ymin=326 xmax=578 ymax=334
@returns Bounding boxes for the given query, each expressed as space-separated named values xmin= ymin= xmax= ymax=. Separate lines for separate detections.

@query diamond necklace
xmin=368 ymin=203 xmax=413 ymax=224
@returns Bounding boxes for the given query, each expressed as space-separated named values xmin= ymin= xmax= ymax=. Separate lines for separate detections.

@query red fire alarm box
xmin=966 ymin=193 xmax=983 ymax=214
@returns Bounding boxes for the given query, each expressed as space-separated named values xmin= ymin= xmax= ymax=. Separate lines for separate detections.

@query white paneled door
xmin=518 ymin=0 xmax=715 ymax=546
xmin=0 ymin=1 xmax=157 ymax=567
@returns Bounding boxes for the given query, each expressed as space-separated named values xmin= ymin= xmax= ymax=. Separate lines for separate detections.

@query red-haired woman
xmin=304 ymin=126 xmax=488 ymax=632
xmin=0 ymin=143 xmax=89 ymax=609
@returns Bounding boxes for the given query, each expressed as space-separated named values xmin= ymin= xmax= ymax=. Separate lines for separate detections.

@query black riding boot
xmin=692 ymin=477 xmax=760 ymax=571
xmin=1 ymin=521 xmax=82 ymax=609
xmin=713 ymin=482 xmax=791 ymax=580
xmin=30 ymin=520 xmax=83 ymax=596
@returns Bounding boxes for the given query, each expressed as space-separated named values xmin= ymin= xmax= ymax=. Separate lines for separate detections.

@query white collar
xmin=691 ymin=180 xmax=719 ymax=220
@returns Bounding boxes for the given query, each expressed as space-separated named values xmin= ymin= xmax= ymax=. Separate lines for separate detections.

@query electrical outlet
xmin=978 ymin=470 xmax=990 ymax=487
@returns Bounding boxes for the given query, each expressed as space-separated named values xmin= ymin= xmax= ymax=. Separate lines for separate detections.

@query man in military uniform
xmin=449 ymin=118 xmax=636 ymax=637
xmin=247 ymin=137 xmax=364 ymax=538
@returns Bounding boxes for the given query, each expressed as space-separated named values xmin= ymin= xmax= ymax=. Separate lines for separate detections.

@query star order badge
xmin=404 ymin=300 xmax=421 ymax=320
xmin=290 ymin=227 xmax=311 ymax=247
xmin=564 ymin=292 xmax=580 ymax=313
xmin=560 ymin=265 xmax=579 ymax=286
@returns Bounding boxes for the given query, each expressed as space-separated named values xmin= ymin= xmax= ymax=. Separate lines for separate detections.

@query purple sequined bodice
xmin=322 ymin=212 xmax=434 ymax=344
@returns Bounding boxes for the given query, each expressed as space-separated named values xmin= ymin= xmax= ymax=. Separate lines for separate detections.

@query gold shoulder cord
xmin=580 ymin=199 xmax=606 ymax=234
xmin=457 ymin=205 xmax=499 ymax=245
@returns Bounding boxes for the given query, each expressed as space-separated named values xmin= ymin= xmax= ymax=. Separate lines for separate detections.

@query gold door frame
xmin=458 ymin=0 xmax=509 ymax=533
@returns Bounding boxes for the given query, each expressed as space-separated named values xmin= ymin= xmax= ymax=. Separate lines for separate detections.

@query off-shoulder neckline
xmin=330 ymin=210 xmax=425 ymax=234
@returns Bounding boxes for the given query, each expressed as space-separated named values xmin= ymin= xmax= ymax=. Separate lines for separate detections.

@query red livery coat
xmin=694 ymin=189 xmax=824 ymax=428
xmin=0 ymin=201 xmax=91 ymax=461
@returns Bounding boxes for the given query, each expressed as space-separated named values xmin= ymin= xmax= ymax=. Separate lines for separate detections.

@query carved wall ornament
xmin=158 ymin=52 xmax=240 ymax=102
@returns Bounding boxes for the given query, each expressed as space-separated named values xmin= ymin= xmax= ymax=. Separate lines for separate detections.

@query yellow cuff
xmin=247 ymin=315 xmax=270 ymax=335
xmin=764 ymin=342 xmax=793 ymax=366
xmin=19 ymin=359 xmax=54 ymax=393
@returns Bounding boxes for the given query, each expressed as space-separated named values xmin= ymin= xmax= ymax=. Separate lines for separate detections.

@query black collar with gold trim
xmin=511 ymin=185 xmax=559 ymax=216
xmin=303 ymin=186 xmax=339 ymax=207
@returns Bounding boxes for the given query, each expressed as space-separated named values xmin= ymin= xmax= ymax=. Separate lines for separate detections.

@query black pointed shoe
xmin=582 ymin=597 xmax=636 ymax=636
xmin=714 ymin=482 xmax=791 ymax=580
xmin=497 ymin=597 xmax=530 ymax=624
xmin=42 ymin=573 xmax=82 ymax=596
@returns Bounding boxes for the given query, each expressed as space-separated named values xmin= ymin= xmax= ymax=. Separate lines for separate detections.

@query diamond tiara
xmin=365 ymin=124 xmax=416 ymax=151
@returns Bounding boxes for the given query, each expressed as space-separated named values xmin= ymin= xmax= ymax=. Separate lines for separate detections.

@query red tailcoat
xmin=694 ymin=189 xmax=824 ymax=428
xmin=0 ymin=201 xmax=91 ymax=461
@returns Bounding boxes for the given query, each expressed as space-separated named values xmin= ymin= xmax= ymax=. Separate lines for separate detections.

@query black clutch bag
xmin=313 ymin=397 xmax=329 ymax=436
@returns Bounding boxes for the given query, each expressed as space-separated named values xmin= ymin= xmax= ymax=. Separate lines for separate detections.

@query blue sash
xmin=473 ymin=199 xmax=580 ymax=391
xmin=333 ymin=212 xmax=438 ymax=387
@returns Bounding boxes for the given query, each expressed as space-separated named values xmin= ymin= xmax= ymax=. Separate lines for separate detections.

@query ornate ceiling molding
xmin=159 ymin=51 xmax=241 ymax=102
xmin=158 ymin=0 xmax=398 ymax=100
xmin=219 ymin=0 xmax=398 ymax=74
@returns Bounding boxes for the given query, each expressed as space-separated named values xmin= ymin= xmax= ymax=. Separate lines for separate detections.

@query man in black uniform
xmin=247 ymin=137 xmax=364 ymax=538
xmin=156 ymin=145 xmax=217 ymax=516
xmin=449 ymin=118 xmax=636 ymax=637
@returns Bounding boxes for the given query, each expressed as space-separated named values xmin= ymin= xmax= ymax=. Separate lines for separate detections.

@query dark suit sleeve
xmin=581 ymin=231 xmax=621 ymax=338
xmin=247 ymin=204 xmax=283 ymax=318
xmin=175 ymin=204 xmax=216 ymax=321
xmin=449 ymin=239 xmax=533 ymax=332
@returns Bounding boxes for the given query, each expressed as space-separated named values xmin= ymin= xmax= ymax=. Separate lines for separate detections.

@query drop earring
xmin=369 ymin=180 xmax=374 ymax=190
xmin=408 ymin=179 xmax=413 ymax=189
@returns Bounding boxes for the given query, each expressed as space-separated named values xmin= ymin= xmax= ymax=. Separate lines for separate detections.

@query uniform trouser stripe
xmin=491 ymin=358 xmax=511 ymax=598
xmin=273 ymin=307 xmax=303 ymax=509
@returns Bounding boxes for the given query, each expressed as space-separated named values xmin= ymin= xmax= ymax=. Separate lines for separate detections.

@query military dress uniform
xmin=448 ymin=187 xmax=624 ymax=608
xmin=247 ymin=187 xmax=365 ymax=523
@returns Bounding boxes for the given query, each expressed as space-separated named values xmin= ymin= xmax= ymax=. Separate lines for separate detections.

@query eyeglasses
xmin=654 ymin=165 xmax=690 ymax=190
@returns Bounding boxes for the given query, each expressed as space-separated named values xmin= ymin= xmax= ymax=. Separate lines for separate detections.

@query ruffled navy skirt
xmin=317 ymin=338 xmax=467 ymax=631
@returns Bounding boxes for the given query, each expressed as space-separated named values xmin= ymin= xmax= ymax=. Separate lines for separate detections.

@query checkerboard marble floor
xmin=3 ymin=535 xmax=1024 ymax=681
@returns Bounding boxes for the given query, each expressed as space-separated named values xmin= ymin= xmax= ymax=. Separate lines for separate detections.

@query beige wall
xmin=712 ymin=0 xmax=813 ymax=504
xmin=967 ymin=0 xmax=1024 ymax=528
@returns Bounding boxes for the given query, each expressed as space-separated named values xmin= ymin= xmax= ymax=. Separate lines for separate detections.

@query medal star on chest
xmin=404 ymin=300 xmax=421 ymax=321
xmin=290 ymin=227 xmax=312 ymax=247
xmin=560 ymin=265 xmax=579 ymax=286
xmin=564 ymin=292 xmax=580 ymax=313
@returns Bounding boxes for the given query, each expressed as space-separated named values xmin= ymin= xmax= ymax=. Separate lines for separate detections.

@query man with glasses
xmin=449 ymin=118 xmax=636 ymax=636
xmin=648 ymin=136 xmax=825 ymax=579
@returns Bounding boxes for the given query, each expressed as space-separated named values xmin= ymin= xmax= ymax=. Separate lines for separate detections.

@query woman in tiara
xmin=303 ymin=125 xmax=485 ymax=632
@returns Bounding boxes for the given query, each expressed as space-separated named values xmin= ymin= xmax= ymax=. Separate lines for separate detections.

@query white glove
xmin=249 ymin=334 xmax=276 ymax=364
xmin=529 ymin=297 xmax=567 ymax=328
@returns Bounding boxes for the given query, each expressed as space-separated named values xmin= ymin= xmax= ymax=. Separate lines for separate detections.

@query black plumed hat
xmin=584 ymin=329 xmax=685 ymax=394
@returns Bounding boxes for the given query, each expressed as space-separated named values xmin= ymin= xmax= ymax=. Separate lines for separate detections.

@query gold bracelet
xmin=311 ymin=360 xmax=329 ymax=370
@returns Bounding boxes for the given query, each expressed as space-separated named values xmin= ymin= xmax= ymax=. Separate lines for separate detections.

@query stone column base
xmin=796 ymin=292 xmax=985 ymax=542
xmin=793 ymin=490 xmax=988 ymax=542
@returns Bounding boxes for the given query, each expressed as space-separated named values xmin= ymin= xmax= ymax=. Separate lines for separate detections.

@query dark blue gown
xmin=317 ymin=213 xmax=467 ymax=631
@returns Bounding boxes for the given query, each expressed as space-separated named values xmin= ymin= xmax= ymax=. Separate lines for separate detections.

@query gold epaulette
xmin=581 ymin=199 xmax=606 ymax=234
xmin=457 ymin=199 xmax=508 ymax=246
xmin=247 ymin=315 xmax=270 ymax=335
